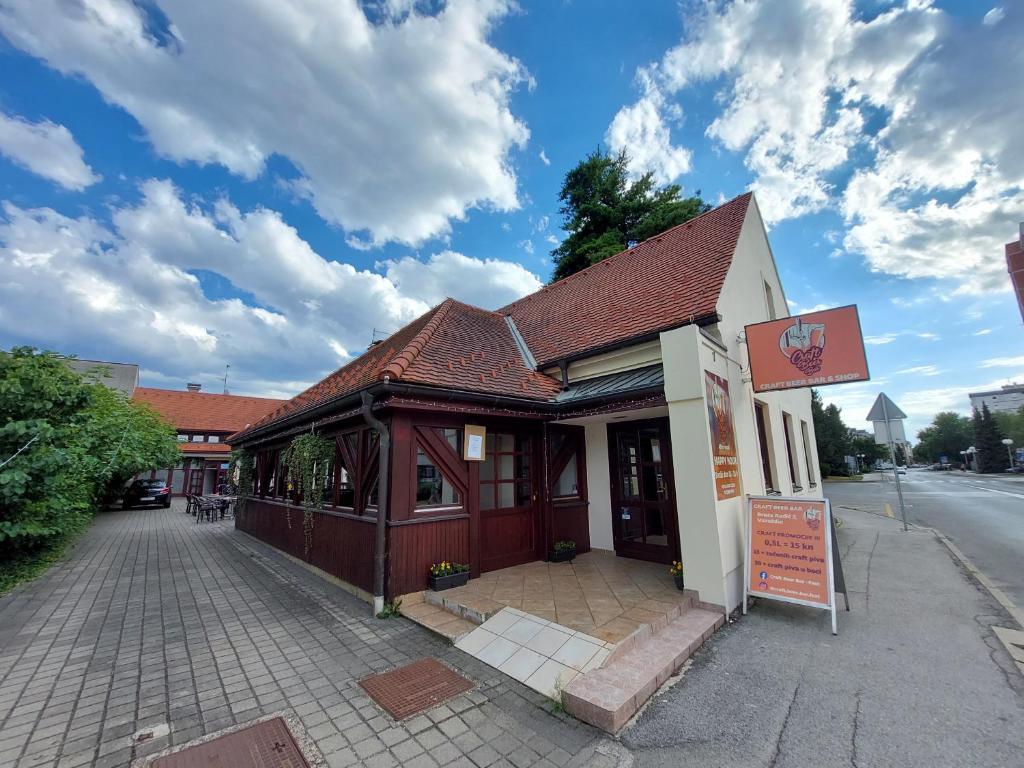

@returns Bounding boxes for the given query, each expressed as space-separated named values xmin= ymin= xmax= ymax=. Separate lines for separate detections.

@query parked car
xmin=123 ymin=479 xmax=172 ymax=509
xmin=896 ymin=466 xmax=907 ymax=474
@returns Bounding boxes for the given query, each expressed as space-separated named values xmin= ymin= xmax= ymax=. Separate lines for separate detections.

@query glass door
xmin=608 ymin=419 xmax=680 ymax=563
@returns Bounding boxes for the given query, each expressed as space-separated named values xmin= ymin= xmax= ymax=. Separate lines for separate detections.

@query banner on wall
xmin=745 ymin=305 xmax=870 ymax=392
xmin=705 ymin=371 xmax=740 ymax=500
xmin=744 ymin=495 xmax=843 ymax=634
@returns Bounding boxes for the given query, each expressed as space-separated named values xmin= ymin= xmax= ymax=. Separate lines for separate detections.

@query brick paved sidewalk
xmin=0 ymin=504 xmax=621 ymax=768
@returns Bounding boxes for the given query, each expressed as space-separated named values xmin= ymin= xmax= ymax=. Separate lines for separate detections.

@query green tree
xmin=0 ymin=348 xmax=178 ymax=560
xmin=849 ymin=434 xmax=886 ymax=470
xmin=811 ymin=389 xmax=851 ymax=477
xmin=974 ymin=403 xmax=1007 ymax=473
xmin=551 ymin=148 xmax=711 ymax=281
xmin=993 ymin=406 xmax=1024 ymax=457
xmin=915 ymin=411 xmax=974 ymax=463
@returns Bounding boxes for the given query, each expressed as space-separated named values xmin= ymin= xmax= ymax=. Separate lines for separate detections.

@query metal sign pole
xmin=881 ymin=397 xmax=908 ymax=532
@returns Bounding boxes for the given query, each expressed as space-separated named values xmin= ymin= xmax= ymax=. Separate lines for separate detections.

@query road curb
xmin=928 ymin=528 xmax=1024 ymax=629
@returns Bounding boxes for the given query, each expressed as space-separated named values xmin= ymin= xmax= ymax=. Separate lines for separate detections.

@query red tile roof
xmin=502 ymin=192 xmax=752 ymax=367
xmin=132 ymin=388 xmax=285 ymax=433
xmin=238 ymin=300 xmax=562 ymax=437
xmin=235 ymin=193 xmax=753 ymax=439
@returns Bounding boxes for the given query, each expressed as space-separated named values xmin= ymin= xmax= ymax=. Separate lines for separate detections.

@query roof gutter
xmin=360 ymin=391 xmax=389 ymax=616
xmin=234 ymin=372 xmax=675 ymax=446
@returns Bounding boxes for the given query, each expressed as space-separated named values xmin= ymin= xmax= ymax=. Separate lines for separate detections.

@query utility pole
xmin=223 ymin=364 xmax=230 ymax=395
xmin=867 ymin=393 xmax=909 ymax=532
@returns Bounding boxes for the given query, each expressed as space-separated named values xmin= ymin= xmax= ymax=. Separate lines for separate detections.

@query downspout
xmin=361 ymin=391 xmax=390 ymax=616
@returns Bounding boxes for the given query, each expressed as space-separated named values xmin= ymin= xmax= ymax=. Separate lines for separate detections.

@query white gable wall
xmin=661 ymin=197 xmax=822 ymax=614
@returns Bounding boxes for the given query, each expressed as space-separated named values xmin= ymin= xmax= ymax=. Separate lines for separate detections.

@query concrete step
xmin=423 ymin=588 xmax=504 ymax=625
xmin=397 ymin=591 xmax=477 ymax=643
xmin=561 ymin=605 xmax=725 ymax=733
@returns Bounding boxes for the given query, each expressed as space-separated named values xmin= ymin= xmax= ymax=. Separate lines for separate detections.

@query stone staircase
xmin=561 ymin=603 xmax=724 ymax=732
xmin=403 ymin=585 xmax=726 ymax=734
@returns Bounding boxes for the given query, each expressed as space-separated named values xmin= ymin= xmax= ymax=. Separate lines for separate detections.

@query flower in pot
xmin=428 ymin=560 xmax=470 ymax=591
xmin=669 ymin=560 xmax=685 ymax=590
xmin=550 ymin=540 xmax=577 ymax=563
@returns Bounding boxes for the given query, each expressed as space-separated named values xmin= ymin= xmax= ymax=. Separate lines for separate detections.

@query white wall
xmin=583 ymin=422 xmax=614 ymax=551
xmin=714 ymin=197 xmax=821 ymax=499
xmin=657 ymin=197 xmax=822 ymax=614
xmin=559 ymin=406 xmax=671 ymax=554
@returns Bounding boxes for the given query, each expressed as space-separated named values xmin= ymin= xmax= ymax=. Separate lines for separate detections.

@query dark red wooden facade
xmin=235 ymin=400 xmax=593 ymax=601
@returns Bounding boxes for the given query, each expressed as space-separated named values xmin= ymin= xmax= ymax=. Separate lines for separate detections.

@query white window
xmin=208 ymin=435 xmax=220 ymax=443
xmin=764 ymin=280 xmax=777 ymax=320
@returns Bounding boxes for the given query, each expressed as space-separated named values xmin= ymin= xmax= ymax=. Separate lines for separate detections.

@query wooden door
xmin=608 ymin=419 xmax=680 ymax=564
xmin=479 ymin=431 xmax=541 ymax=572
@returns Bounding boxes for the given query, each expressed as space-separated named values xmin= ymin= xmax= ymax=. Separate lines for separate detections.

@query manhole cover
xmin=360 ymin=658 xmax=473 ymax=720
xmin=151 ymin=716 xmax=309 ymax=768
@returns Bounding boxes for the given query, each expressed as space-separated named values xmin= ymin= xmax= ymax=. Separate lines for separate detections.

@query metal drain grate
xmin=360 ymin=658 xmax=473 ymax=720
xmin=151 ymin=716 xmax=310 ymax=768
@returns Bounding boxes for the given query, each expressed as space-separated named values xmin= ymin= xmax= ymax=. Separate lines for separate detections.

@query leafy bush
xmin=553 ymin=540 xmax=576 ymax=553
xmin=0 ymin=348 xmax=179 ymax=576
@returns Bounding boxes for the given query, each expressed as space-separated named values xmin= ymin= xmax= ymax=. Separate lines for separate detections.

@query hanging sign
xmin=744 ymin=495 xmax=838 ymax=634
xmin=745 ymin=305 xmax=869 ymax=392
xmin=705 ymin=371 xmax=740 ymax=500
xmin=463 ymin=424 xmax=486 ymax=461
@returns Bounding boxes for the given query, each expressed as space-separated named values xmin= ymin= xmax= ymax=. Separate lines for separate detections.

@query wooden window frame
xmin=782 ymin=411 xmax=802 ymax=492
xmin=411 ymin=426 xmax=467 ymax=513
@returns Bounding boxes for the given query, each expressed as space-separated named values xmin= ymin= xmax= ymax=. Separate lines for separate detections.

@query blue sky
xmin=0 ymin=0 xmax=1021 ymax=439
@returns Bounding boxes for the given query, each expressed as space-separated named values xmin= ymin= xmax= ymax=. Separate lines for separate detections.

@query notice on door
xmin=745 ymin=496 xmax=833 ymax=609
xmin=705 ymin=371 xmax=740 ymax=500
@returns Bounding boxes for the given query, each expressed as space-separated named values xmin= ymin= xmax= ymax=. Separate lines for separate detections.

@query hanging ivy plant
xmin=229 ymin=448 xmax=255 ymax=518
xmin=282 ymin=432 xmax=333 ymax=557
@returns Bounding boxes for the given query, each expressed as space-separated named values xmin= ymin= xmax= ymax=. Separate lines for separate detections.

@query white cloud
xmin=0 ymin=0 xmax=529 ymax=246
xmin=864 ymin=334 xmax=898 ymax=345
xmin=790 ymin=302 xmax=831 ymax=315
xmin=980 ymin=356 xmax=1024 ymax=368
xmin=0 ymin=112 xmax=100 ymax=190
xmin=0 ymin=180 xmax=541 ymax=397
xmin=610 ymin=0 xmax=1024 ymax=295
xmin=606 ymin=78 xmax=692 ymax=184
xmin=973 ymin=328 xmax=992 ymax=336
xmin=894 ymin=365 xmax=940 ymax=376
xmin=539 ymin=149 xmax=551 ymax=166
xmin=516 ymin=238 xmax=534 ymax=255
xmin=983 ymin=7 xmax=1005 ymax=26
xmin=380 ymin=249 xmax=541 ymax=309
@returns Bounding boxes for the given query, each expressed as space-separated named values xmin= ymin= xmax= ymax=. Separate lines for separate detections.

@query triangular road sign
xmin=866 ymin=393 xmax=907 ymax=422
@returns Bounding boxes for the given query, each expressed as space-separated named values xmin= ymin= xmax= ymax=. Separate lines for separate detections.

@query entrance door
xmin=479 ymin=432 xmax=540 ymax=572
xmin=608 ymin=419 xmax=680 ymax=564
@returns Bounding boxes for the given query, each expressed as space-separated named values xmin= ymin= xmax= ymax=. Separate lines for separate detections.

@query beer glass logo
xmin=779 ymin=318 xmax=826 ymax=375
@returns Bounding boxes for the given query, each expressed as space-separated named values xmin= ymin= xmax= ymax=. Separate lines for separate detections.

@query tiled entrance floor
xmin=454 ymin=609 xmax=614 ymax=699
xmin=424 ymin=549 xmax=693 ymax=644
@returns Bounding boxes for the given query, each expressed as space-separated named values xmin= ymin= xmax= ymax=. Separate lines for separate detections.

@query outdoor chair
xmin=194 ymin=496 xmax=219 ymax=523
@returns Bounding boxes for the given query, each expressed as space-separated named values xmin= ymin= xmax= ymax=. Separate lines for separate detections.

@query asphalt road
xmin=825 ymin=469 xmax=1024 ymax=610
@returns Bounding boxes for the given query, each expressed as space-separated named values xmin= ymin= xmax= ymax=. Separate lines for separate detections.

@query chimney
xmin=186 ymin=382 xmax=201 ymax=392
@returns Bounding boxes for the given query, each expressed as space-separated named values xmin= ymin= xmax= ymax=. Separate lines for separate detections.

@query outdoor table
xmin=199 ymin=494 xmax=236 ymax=519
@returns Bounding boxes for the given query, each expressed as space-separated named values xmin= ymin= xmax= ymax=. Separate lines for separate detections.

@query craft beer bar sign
xmin=745 ymin=305 xmax=870 ymax=392
xmin=744 ymin=496 xmax=838 ymax=633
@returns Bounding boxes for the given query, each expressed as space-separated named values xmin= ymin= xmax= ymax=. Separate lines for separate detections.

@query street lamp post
xmin=1002 ymin=438 xmax=1015 ymax=470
